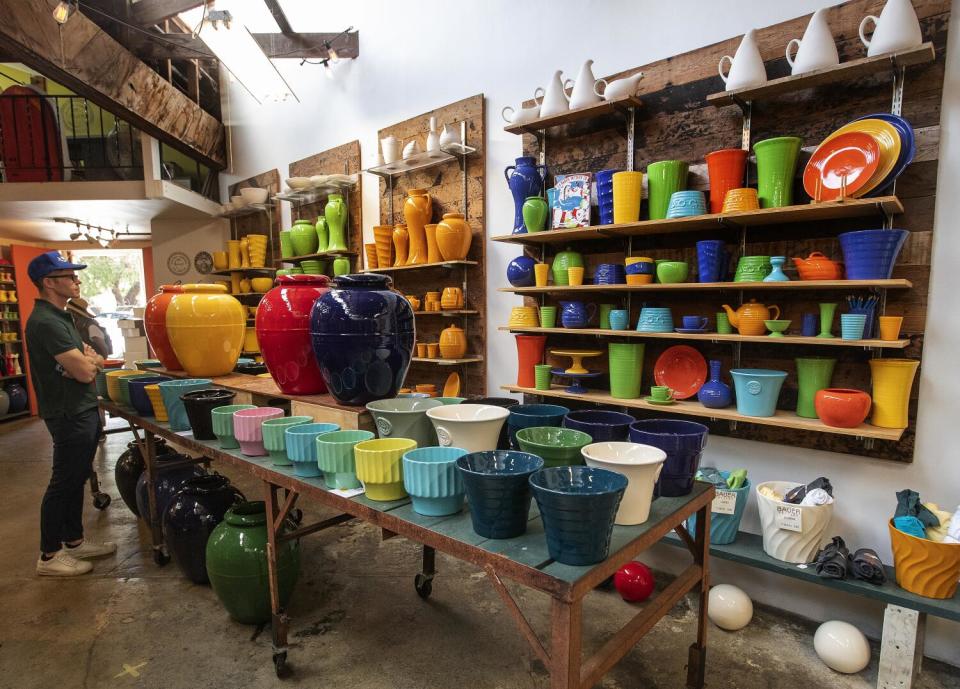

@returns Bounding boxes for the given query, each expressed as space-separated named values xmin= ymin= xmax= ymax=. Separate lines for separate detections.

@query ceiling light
xmin=325 ymin=42 xmax=339 ymax=63
xmin=52 ymin=0 xmax=77 ymax=25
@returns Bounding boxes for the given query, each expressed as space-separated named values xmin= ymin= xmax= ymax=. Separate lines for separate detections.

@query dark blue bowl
xmin=508 ymin=404 xmax=569 ymax=449
xmin=625 ymin=261 xmax=655 ymax=275
xmin=507 ymin=255 xmax=537 ymax=287
xmin=563 ymin=409 xmax=635 ymax=442
xmin=629 ymin=419 xmax=708 ymax=497
xmin=838 ymin=229 xmax=909 ymax=279
xmin=530 ymin=466 xmax=627 ymax=565
xmin=457 ymin=451 xmax=544 ymax=539
xmin=128 ymin=376 xmax=170 ymax=416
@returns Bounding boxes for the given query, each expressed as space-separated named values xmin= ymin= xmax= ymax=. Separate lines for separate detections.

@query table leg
xmin=878 ymin=605 xmax=926 ymax=689
xmin=415 ymin=545 xmax=436 ymax=599
xmin=687 ymin=502 xmax=710 ymax=689
xmin=549 ymin=597 xmax=582 ymax=689
xmin=263 ymin=481 xmax=292 ymax=678
xmin=142 ymin=430 xmax=169 ymax=567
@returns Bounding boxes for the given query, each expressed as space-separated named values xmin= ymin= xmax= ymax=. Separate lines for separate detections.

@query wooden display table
xmin=101 ymin=400 xmax=714 ymax=688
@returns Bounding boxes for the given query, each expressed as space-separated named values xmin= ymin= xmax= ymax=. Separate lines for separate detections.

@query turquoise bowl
xmin=211 ymin=404 xmax=257 ymax=449
xmin=157 ymin=379 xmax=212 ymax=431
xmin=285 ymin=423 xmax=340 ymax=477
xmin=316 ymin=430 xmax=375 ymax=489
xmin=730 ymin=369 xmax=788 ymax=417
xmin=402 ymin=446 xmax=469 ymax=516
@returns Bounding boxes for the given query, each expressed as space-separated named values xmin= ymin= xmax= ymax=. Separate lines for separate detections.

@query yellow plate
xmin=820 ymin=119 xmax=901 ymax=197
xmin=443 ymin=372 xmax=461 ymax=398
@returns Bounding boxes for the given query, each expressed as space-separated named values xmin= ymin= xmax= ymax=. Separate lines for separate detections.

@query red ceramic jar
xmin=256 ymin=274 xmax=330 ymax=394
xmin=144 ymin=284 xmax=184 ymax=370
xmin=814 ymin=388 xmax=872 ymax=428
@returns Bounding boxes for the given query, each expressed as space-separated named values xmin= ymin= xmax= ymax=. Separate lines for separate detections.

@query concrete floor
xmin=1 ymin=416 xmax=958 ymax=689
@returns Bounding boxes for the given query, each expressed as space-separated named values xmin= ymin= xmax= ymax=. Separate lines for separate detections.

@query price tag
xmin=775 ymin=504 xmax=803 ymax=533
xmin=712 ymin=490 xmax=738 ymax=515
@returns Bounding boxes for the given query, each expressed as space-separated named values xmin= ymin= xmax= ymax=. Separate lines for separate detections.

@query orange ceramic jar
xmin=439 ymin=324 xmax=468 ymax=359
xmin=814 ymin=388 xmax=871 ymax=428
xmin=166 ymin=284 xmax=245 ymax=377
xmin=145 ymin=285 xmax=184 ymax=370
xmin=436 ymin=213 xmax=471 ymax=261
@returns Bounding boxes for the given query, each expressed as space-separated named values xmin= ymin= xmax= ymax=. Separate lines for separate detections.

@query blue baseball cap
xmin=27 ymin=251 xmax=87 ymax=284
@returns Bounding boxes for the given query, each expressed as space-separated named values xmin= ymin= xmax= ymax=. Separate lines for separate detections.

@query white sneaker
xmin=36 ymin=551 xmax=93 ymax=577
xmin=65 ymin=540 xmax=117 ymax=559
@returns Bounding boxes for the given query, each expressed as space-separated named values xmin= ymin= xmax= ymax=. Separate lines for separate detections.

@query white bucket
xmin=756 ymin=480 xmax=834 ymax=563
xmin=581 ymin=442 xmax=666 ymax=525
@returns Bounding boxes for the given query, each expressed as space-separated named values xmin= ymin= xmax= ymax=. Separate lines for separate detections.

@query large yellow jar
xmin=165 ymin=284 xmax=245 ymax=377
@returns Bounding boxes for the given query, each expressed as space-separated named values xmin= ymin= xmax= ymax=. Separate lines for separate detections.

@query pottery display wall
xmin=226 ymin=169 xmax=282 ymax=268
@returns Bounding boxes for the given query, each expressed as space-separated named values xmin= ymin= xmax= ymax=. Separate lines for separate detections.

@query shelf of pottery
xmin=275 ymin=176 xmax=359 ymax=271
xmin=494 ymin=9 xmax=938 ymax=455
xmin=0 ymin=262 xmax=27 ymax=421
xmin=363 ymin=97 xmax=487 ymax=397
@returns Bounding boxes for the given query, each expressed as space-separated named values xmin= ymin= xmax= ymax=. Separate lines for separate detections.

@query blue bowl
xmin=838 ymin=229 xmax=909 ymax=279
xmin=563 ymin=409 xmax=635 ymax=442
xmin=403 ymin=446 xmax=469 ymax=516
xmin=507 ymin=255 xmax=537 ymax=287
xmin=128 ymin=376 xmax=170 ymax=416
xmin=158 ymin=379 xmax=213 ymax=431
xmin=286 ymin=423 xmax=340 ymax=477
xmin=629 ymin=419 xmax=708 ymax=497
xmin=530 ymin=466 xmax=627 ymax=565
xmin=594 ymin=263 xmax=626 ymax=285
xmin=507 ymin=403 xmax=569 ymax=449
xmin=457 ymin=451 xmax=544 ymax=538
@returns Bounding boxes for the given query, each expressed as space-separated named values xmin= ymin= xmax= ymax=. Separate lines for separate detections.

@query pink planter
xmin=233 ymin=407 xmax=284 ymax=456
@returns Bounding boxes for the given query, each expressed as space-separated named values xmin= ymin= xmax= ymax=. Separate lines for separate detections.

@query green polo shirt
xmin=25 ymin=298 xmax=98 ymax=419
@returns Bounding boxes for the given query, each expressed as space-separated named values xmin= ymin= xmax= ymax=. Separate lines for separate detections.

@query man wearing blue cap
xmin=25 ymin=251 xmax=116 ymax=576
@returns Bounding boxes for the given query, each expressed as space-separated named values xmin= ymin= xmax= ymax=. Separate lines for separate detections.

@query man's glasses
xmin=48 ymin=273 xmax=80 ymax=283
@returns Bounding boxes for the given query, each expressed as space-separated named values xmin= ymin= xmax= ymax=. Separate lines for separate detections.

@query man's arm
xmin=55 ymin=348 xmax=99 ymax=384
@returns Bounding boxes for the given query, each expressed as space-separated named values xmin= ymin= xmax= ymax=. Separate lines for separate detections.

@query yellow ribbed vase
xmin=354 ymin=438 xmax=416 ymax=501
xmin=868 ymin=359 xmax=919 ymax=429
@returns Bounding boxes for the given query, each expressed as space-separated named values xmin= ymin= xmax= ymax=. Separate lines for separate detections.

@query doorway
xmin=70 ymin=249 xmax=146 ymax=358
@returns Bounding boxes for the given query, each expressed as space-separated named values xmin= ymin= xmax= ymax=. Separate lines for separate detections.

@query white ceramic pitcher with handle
xmin=565 ymin=59 xmax=603 ymax=109
xmin=502 ymin=102 xmax=540 ymax=125
xmin=718 ymin=29 xmax=767 ymax=91
xmin=534 ymin=70 xmax=571 ymax=118
xmin=593 ymin=72 xmax=644 ymax=101
xmin=859 ymin=0 xmax=923 ymax=57
xmin=786 ymin=8 xmax=839 ymax=74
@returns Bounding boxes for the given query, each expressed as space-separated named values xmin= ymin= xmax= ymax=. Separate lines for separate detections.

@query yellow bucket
xmin=889 ymin=520 xmax=960 ymax=599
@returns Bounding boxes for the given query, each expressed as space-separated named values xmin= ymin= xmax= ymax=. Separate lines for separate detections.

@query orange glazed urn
xmin=403 ymin=189 xmax=432 ymax=265
xmin=145 ymin=285 xmax=184 ymax=370
xmin=436 ymin=213 xmax=471 ymax=261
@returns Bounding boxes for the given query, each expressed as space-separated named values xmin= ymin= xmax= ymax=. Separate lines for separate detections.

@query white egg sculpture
xmin=814 ymin=620 xmax=871 ymax=674
xmin=707 ymin=584 xmax=753 ymax=631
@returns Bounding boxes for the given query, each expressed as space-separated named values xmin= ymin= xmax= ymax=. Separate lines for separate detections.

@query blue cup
xmin=696 ymin=239 xmax=726 ymax=283
xmin=840 ymin=313 xmax=867 ymax=340
xmin=507 ymin=403 xmax=569 ymax=449
xmin=609 ymin=309 xmax=629 ymax=330
xmin=801 ymin=312 xmax=819 ymax=337
xmin=682 ymin=315 xmax=708 ymax=330
xmin=729 ymin=369 xmax=788 ymax=417
xmin=629 ymin=419 xmax=709 ymax=497
xmin=403 ymin=446 xmax=469 ymax=516
xmin=562 ymin=409 xmax=635 ymax=442
xmin=637 ymin=307 xmax=673 ymax=333
xmin=457 ymin=451 xmax=544 ymax=538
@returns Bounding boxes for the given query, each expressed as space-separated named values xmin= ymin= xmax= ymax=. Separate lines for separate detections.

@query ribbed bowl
xmin=457 ymin=451 xmax=544 ymax=539
xmin=756 ymin=480 xmax=833 ymax=563
xmin=158 ymin=379 xmax=213 ymax=431
xmin=233 ymin=407 xmax=284 ymax=456
xmin=354 ymin=438 xmax=417 ymax=501
xmin=402 ymin=446 xmax=468 ymax=516
xmin=285 ymin=423 xmax=340 ymax=477
xmin=316 ymin=430 xmax=374 ymax=489
xmin=838 ymin=229 xmax=909 ymax=279
xmin=889 ymin=520 xmax=960 ymax=599
xmin=211 ymin=404 xmax=257 ymax=449
xmin=105 ymin=369 xmax=138 ymax=403
xmin=262 ymin=416 xmax=313 ymax=466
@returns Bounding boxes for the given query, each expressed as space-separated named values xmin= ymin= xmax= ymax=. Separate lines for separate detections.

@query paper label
xmin=775 ymin=504 xmax=803 ymax=532
xmin=712 ymin=490 xmax=738 ymax=515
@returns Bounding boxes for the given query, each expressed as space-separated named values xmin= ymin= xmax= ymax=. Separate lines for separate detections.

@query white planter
xmin=426 ymin=404 xmax=509 ymax=453
xmin=756 ymin=480 xmax=834 ymax=563
xmin=581 ymin=442 xmax=666 ymax=525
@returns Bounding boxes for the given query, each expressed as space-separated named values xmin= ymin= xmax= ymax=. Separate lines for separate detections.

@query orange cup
xmin=426 ymin=343 xmax=440 ymax=358
xmin=706 ymin=149 xmax=748 ymax=214
xmin=417 ymin=343 xmax=427 ymax=357
xmin=879 ymin=316 xmax=904 ymax=341
xmin=722 ymin=188 xmax=759 ymax=213
xmin=567 ymin=266 xmax=585 ymax=286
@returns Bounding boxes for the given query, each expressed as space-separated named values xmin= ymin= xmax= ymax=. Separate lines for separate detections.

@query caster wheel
xmin=273 ymin=651 xmax=291 ymax=678
xmin=414 ymin=573 xmax=433 ymax=599
xmin=93 ymin=493 xmax=111 ymax=510
xmin=153 ymin=549 xmax=170 ymax=566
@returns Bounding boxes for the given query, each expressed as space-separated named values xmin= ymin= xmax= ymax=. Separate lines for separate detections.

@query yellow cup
xmin=534 ymin=263 xmax=549 ymax=287
xmin=612 ymin=171 xmax=643 ymax=224
xmin=567 ymin=266 xmax=585 ymax=286
xmin=878 ymin=316 xmax=904 ymax=341
xmin=230 ymin=272 xmax=242 ymax=294
xmin=212 ymin=251 xmax=228 ymax=270
xmin=426 ymin=343 xmax=439 ymax=358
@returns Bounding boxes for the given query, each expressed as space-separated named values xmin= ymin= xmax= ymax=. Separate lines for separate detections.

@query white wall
xmin=221 ymin=0 xmax=960 ymax=664
xmin=150 ymin=218 xmax=230 ymax=286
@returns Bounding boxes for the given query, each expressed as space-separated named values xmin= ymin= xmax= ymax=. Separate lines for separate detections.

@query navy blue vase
xmin=505 ymin=156 xmax=547 ymax=234
xmin=310 ymin=273 xmax=415 ymax=406
xmin=162 ymin=474 xmax=244 ymax=584
xmin=629 ymin=419 xmax=708 ymax=498
xmin=115 ymin=438 xmax=173 ymax=517
xmin=697 ymin=360 xmax=733 ymax=409
xmin=696 ymin=240 xmax=726 ymax=283
xmin=6 ymin=383 xmax=27 ymax=413
xmin=135 ymin=453 xmax=207 ymax=527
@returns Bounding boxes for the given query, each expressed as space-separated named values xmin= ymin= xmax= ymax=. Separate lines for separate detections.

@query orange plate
xmin=443 ymin=372 xmax=460 ymax=397
xmin=653 ymin=345 xmax=707 ymax=400
xmin=804 ymin=131 xmax=880 ymax=201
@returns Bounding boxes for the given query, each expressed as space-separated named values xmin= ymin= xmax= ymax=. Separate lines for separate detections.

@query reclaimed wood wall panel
xmin=227 ymin=169 xmax=281 ymax=266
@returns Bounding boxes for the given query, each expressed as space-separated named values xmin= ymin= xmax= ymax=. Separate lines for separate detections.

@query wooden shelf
xmin=412 ymin=310 xmax=478 ymax=317
xmin=0 ymin=409 xmax=30 ymax=422
xmin=501 ymin=384 xmax=904 ymax=441
xmin=499 ymin=326 xmax=910 ymax=349
xmin=211 ymin=267 xmax=276 ymax=276
xmin=411 ymin=357 xmax=483 ymax=365
xmin=281 ymin=249 xmax=357 ymax=262
xmin=491 ymin=196 xmax=903 ymax=245
xmin=707 ymin=43 xmax=935 ymax=107
xmin=504 ymin=94 xmax=642 ymax=134
xmin=368 ymin=260 xmax=477 ymax=273
xmin=500 ymin=279 xmax=912 ymax=295
xmin=363 ymin=143 xmax=476 ymax=179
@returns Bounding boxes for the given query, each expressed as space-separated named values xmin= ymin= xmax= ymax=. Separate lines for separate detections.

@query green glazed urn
xmin=289 ymin=219 xmax=318 ymax=257
xmin=325 ymin=193 xmax=348 ymax=251
xmin=315 ymin=216 xmax=329 ymax=252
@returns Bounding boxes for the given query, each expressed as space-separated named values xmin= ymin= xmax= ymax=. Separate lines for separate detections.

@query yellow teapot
xmin=721 ymin=299 xmax=780 ymax=336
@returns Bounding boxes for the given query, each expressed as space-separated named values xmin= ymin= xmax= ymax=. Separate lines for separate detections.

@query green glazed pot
xmin=316 ymin=430 xmax=374 ymax=489
xmin=211 ymin=404 xmax=257 ymax=449
xmin=656 ymin=261 xmax=689 ymax=284
xmin=289 ymin=219 xmax=319 ymax=257
xmin=734 ymin=256 xmax=772 ymax=283
xmin=279 ymin=230 xmax=294 ymax=259
xmin=515 ymin=426 xmax=592 ymax=467
xmin=333 ymin=257 xmax=351 ymax=276
xmin=262 ymin=416 xmax=312 ymax=465
xmin=206 ymin=501 xmax=300 ymax=625
xmin=551 ymin=249 xmax=584 ymax=286
xmin=315 ymin=216 xmax=329 ymax=252
xmin=522 ymin=196 xmax=548 ymax=233
xmin=753 ymin=137 xmax=802 ymax=208
xmin=325 ymin=193 xmax=348 ymax=252
xmin=609 ymin=342 xmax=645 ymax=399
xmin=795 ymin=357 xmax=836 ymax=418
xmin=647 ymin=160 xmax=689 ymax=220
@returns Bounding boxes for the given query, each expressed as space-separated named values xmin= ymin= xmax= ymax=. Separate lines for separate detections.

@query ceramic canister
xmin=166 ymin=284 xmax=245 ymax=377
xmin=366 ymin=398 xmax=443 ymax=447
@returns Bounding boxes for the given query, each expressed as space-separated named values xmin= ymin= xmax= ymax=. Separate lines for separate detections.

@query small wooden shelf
xmin=707 ymin=43 xmax=935 ymax=107
xmin=411 ymin=357 xmax=483 ymax=365
xmin=282 ymin=249 xmax=357 ymax=262
xmin=363 ymin=143 xmax=477 ymax=179
xmin=500 ymin=279 xmax=912 ymax=295
xmin=412 ymin=310 xmax=478 ymax=317
xmin=211 ymin=267 xmax=276 ymax=276
xmin=504 ymin=94 xmax=642 ymax=135
xmin=368 ymin=260 xmax=477 ymax=273
xmin=491 ymin=196 xmax=903 ymax=245
xmin=0 ymin=409 xmax=30 ymax=422
xmin=502 ymin=384 xmax=904 ymax=441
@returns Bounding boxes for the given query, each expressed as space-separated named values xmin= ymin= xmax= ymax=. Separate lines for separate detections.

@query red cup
xmin=515 ymin=334 xmax=547 ymax=388
xmin=706 ymin=148 xmax=748 ymax=214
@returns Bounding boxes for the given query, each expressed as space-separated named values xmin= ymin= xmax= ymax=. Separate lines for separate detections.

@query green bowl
xmin=515 ymin=426 xmax=592 ymax=467
xmin=765 ymin=319 xmax=792 ymax=337
xmin=655 ymin=261 xmax=689 ymax=284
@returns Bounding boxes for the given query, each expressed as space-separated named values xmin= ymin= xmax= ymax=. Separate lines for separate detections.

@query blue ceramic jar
xmin=697 ymin=360 xmax=733 ymax=409
xmin=5 ymin=382 xmax=27 ymax=413
xmin=507 ymin=255 xmax=536 ymax=287
xmin=505 ymin=156 xmax=547 ymax=234
xmin=310 ymin=274 xmax=415 ymax=405
xmin=135 ymin=453 xmax=207 ymax=527
xmin=560 ymin=301 xmax=595 ymax=328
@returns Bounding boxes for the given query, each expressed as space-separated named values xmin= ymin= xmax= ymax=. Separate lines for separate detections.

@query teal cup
xmin=609 ymin=309 xmax=629 ymax=330
xmin=637 ymin=307 xmax=673 ymax=333
xmin=262 ymin=416 xmax=313 ymax=465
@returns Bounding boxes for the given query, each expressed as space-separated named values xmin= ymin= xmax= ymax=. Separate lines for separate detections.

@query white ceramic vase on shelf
xmin=718 ymin=29 xmax=767 ymax=91
xmin=426 ymin=116 xmax=440 ymax=154
xmin=565 ymin=59 xmax=603 ymax=109
xmin=535 ymin=70 xmax=570 ymax=118
xmin=593 ymin=72 xmax=644 ymax=101
xmin=402 ymin=139 xmax=421 ymax=159
xmin=786 ymin=8 xmax=839 ymax=74
xmin=859 ymin=0 xmax=923 ymax=57
xmin=381 ymin=136 xmax=400 ymax=164
xmin=439 ymin=122 xmax=459 ymax=148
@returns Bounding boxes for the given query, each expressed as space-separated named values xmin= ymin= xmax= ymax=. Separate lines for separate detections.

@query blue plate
xmin=854 ymin=113 xmax=915 ymax=196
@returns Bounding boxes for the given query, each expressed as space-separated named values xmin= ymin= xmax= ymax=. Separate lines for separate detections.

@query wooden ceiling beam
xmin=130 ymin=0 xmax=207 ymax=27
xmin=262 ymin=0 xmax=294 ymax=35
xmin=0 ymin=0 xmax=225 ymax=169
xmin=126 ymin=30 xmax=360 ymax=61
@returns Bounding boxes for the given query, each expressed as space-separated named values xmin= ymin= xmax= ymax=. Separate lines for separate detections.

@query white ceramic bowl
xmin=581 ymin=442 xmax=666 ymax=524
xmin=426 ymin=404 xmax=509 ymax=453
xmin=239 ymin=187 xmax=268 ymax=204
xmin=231 ymin=194 xmax=246 ymax=208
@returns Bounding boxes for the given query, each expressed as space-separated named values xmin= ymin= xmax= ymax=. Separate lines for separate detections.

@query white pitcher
xmin=787 ymin=9 xmax=839 ymax=74
xmin=565 ymin=59 xmax=603 ymax=109
xmin=438 ymin=122 xmax=459 ymax=148
xmin=534 ymin=70 xmax=570 ymax=118
xmin=718 ymin=29 xmax=767 ymax=91
xmin=502 ymin=102 xmax=540 ymax=125
xmin=593 ymin=72 xmax=644 ymax=101
xmin=859 ymin=0 xmax=923 ymax=57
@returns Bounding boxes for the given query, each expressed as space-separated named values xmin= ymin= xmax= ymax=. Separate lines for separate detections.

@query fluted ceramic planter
xmin=756 ymin=480 xmax=833 ymax=563
xmin=166 ymin=284 xmax=245 ymax=377
xmin=233 ymin=407 xmax=284 ymax=456
xmin=354 ymin=438 xmax=416 ymax=501
xmin=316 ymin=430 xmax=374 ymax=489
xmin=144 ymin=285 xmax=184 ymax=370
xmin=426 ymin=404 xmax=510 ymax=453
xmin=285 ymin=423 xmax=340 ymax=478
xmin=211 ymin=404 xmax=257 ymax=449
xmin=402 ymin=446 xmax=468 ymax=516
xmin=262 ymin=416 xmax=313 ymax=466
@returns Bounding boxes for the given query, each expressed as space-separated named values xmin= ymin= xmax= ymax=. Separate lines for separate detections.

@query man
xmin=66 ymin=297 xmax=111 ymax=358
xmin=25 ymin=251 xmax=116 ymax=576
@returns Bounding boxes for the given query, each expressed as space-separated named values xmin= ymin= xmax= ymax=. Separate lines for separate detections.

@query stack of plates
xmin=803 ymin=114 xmax=915 ymax=202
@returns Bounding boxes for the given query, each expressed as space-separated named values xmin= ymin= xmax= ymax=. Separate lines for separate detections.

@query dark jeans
xmin=40 ymin=407 xmax=102 ymax=553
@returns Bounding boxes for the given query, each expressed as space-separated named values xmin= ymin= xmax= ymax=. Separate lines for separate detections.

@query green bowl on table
xmin=515 ymin=426 xmax=592 ymax=468
xmin=261 ymin=416 xmax=313 ymax=466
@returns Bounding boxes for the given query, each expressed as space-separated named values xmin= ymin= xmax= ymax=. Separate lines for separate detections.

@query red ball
xmin=614 ymin=561 xmax=655 ymax=602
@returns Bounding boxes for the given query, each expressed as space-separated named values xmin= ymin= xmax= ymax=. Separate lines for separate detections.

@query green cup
xmin=534 ymin=364 xmax=552 ymax=391
xmin=608 ymin=342 xmax=645 ymax=399
xmin=753 ymin=137 xmax=802 ymax=208
xmin=279 ymin=230 xmax=293 ymax=259
xmin=649 ymin=386 xmax=674 ymax=402
xmin=716 ymin=312 xmax=732 ymax=334
xmin=540 ymin=306 xmax=558 ymax=329
xmin=647 ymin=160 xmax=689 ymax=220
xmin=599 ymin=304 xmax=614 ymax=330
xmin=655 ymin=261 xmax=689 ymax=284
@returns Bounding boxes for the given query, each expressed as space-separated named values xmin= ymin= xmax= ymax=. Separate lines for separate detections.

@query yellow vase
xmin=436 ymin=213 xmax=470 ymax=261
xmin=239 ymin=238 xmax=250 ymax=268
xmin=393 ymin=225 xmax=409 ymax=267
xmin=165 ymin=283 xmax=245 ymax=377
xmin=373 ymin=225 xmax=394 ymax=268
xmin=0 ymin=291 xmax=6 ymax=304
xmin=439 ymin=324 xmax=468 ymax=359
xmin=424 ymin=224 xmax=442 ymax=264
xmin=6 ymin=291 xmax=15 ymax=303
xmin=403 ymin=189 xmax=432 ymax=265
xmin=613 ymin=171 xmax=643 ymax=223
xmin=869 ymin=359 xmax=919 ymax=429
xmin=212 ymin=251 xmax=228 ymax=270
xmin=227 ymin=240 xmax=241 ymax=269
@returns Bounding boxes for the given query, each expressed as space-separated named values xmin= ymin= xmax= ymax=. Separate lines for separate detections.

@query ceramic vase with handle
xmin=325 ymin=193 xmax=348 ymax=251
xmin=535 ymin=70 xmax=570 ymax=118
xmin=859 ymin=0 xmax=923 ymax=57
xmin=315 ymin=216 xmax=329 ymax=252
xmin=719 ymin=29 xmax=767 ymax=91
xmin=593 ymin=72 xmax=644 ymax=101
xmin=505 ymin=157 xmax=547 ymax=234
xmin=787 ymin=8 xmax=839 ymax=74
xmin=403 ymin=188 xmax=432 ymax=265
xmin=566 ymin=59 xmax=603 ymax=109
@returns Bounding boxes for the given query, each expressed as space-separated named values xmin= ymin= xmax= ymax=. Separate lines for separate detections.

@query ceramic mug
xmin=609 ymin=309 xmax=629 ymax=331
xmin=716 ymin=312 xmax=733 ymax=335
xmin=682 ymin=316 xmax=708 ymax=330
xmin=649 ymin=386 xmax=674 ymax=402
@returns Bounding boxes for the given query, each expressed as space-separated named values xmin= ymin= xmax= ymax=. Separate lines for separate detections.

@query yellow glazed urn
xmin=436 ymin=213 xmax=471 ymax=261
xmin=165 ymin=283 xmax=245 ymax=377
xmin=721 ymin=300 xmax=780 ymax=337
xmin=439 ymin=324 xmax=468 ymax=359
xmin=402 ymin=189 xmax=432 ymax=265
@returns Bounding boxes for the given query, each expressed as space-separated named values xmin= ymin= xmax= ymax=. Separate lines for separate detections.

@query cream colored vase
xmin=756 ymin=481 xmax=834 ymax=564
xmin=426 ymin=404 xmax=509 ymax=453
xmin=581 ymin=442 xmax=666 ymax=525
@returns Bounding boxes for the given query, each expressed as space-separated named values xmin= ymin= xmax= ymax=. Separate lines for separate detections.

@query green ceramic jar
xmin=315 ymin=216 xmax=329 ymax=252
xmin=551 ymin=248 xmax=584 ymax=286
xmin=206 ymin=501 xmax=301 ymax=625
xmin=289 ymin=219 xmax=318 ymax=257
